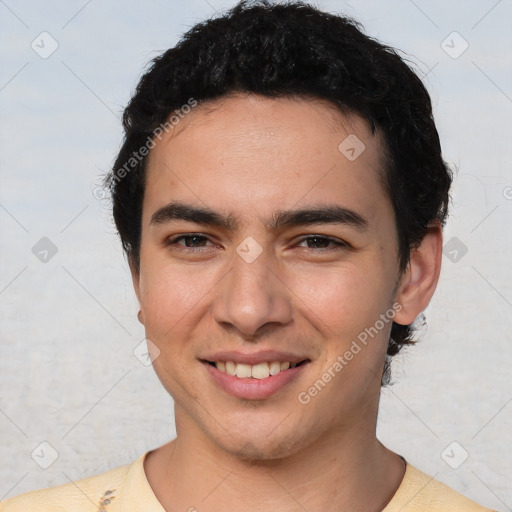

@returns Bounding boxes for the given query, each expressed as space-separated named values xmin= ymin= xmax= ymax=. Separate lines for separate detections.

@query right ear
xmin=129 ymin=255 xmax=145 ymax=325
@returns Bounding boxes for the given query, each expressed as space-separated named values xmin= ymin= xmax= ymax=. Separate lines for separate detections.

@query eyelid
xmin=165 ymin=233 xmax=215 ymax=247
xmin=302 ymin=235 xmax=347 ymax=244
xmin=294 ymin=234 xmax=350 ymax=249
xmin=165 ymin=233 xmax=350 ymax=251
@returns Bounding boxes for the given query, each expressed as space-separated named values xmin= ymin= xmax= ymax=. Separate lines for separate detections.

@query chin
xmin=233 ymin=441 xmax=297 ymax=462
xmin=214 ymin=427 xmax=313 ymax=463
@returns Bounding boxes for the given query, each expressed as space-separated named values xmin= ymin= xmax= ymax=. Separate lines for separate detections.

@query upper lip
xmin=200 ymin=350 xmax=309 ymax=365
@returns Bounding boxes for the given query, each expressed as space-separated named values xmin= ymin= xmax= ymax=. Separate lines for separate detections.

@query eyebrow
xmin=150 ymin=201 xmax=369 ymax=232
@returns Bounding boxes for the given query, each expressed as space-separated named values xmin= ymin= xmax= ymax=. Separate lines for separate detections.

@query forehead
xmin=143 ymin=94 xmax=392 ymax=229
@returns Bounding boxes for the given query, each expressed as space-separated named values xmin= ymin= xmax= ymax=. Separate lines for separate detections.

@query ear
xmin=129 ymin=256 xmax=145 ymax=325
xmin=393 ymin=224 xmax=443 ymax=326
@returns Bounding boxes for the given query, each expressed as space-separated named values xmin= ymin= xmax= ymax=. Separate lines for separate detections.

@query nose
xmin=211 ymin=247 xmax=293 ymax=338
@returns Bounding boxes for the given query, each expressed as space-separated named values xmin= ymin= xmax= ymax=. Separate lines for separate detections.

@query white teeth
xmin=235 ymin=363 xmax=252 ymax=378
xmin=225 ymin=361 xmax=236 ymax=376
xmin=213 ymin=360 xmax=301 ymax=378
xmin=251 ymin=362 xmax=270 ymax=379
xmin=269 ymin=361 xmax=281 ymax=375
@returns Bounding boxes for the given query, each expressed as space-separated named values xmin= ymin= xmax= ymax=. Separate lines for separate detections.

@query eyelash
xmin=164 ymin=234 xmax=349 ymax=252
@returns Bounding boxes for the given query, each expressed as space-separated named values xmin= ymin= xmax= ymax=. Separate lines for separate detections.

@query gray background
xmin=0 ymin=0 xmax=510 ymax=509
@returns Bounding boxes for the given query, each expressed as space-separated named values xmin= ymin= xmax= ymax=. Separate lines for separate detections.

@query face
xmin=132 ymin=94 xmax=432 ymax=460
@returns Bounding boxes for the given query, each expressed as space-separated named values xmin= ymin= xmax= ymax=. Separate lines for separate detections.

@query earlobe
xmin=393 ymin=225 xmax=443 ymax=326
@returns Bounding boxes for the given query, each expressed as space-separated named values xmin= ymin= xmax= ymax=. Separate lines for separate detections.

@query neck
xmin=144 ymin=409 xmax=405 ymax=511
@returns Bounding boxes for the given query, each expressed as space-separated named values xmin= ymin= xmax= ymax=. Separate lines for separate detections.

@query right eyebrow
xmin=150 ymin=200 xmax=369 ymax=233
xmin=150 ymin=201 xmax=239 ymax=230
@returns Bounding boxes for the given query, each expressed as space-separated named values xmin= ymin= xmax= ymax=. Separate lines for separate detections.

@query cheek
xmin=138 ymin=260 xmax=217 ymax=340
xmin=289 ymin=264 xmax=389 ymax=338
xmin=291 ymin=267 xmax=392 ymax=406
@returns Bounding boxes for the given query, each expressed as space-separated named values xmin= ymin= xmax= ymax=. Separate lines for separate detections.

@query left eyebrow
xmin=150 ymin=200 xmax=369 ymax=232
xmin=267 ymin=204 xmax=369 ymax=232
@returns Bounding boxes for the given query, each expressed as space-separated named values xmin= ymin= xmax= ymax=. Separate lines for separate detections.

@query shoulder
xmin=0 ymin=458 xmax=133 ymax=512
xmin=384 ymin=463 xmax=496 ymax=512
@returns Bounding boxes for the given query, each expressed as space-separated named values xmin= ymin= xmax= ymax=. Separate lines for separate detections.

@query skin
xmin=131 ymin=93 xmax=442 ymax=511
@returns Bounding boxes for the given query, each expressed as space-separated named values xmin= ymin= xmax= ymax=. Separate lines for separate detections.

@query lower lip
xmin=202 ymin=361 xmax=308 ymax=400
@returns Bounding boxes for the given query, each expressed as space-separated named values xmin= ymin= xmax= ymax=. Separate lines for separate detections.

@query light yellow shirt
xmin=0 ymin=452 xmax=495 ymax=511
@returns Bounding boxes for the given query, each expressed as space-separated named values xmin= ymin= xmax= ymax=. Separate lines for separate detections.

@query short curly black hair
xmin=106 ymin=0 xmax=452 ymax=376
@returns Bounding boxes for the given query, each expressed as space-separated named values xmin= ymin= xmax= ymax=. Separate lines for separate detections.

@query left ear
xmin=393 ymin=223 xmax=443 ymax=326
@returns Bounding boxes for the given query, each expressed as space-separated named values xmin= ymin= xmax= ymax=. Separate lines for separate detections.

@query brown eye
xmin=165 ymin=234 xmax=213 ymax=248
xmin=296 ymin=236 xmax=348 ymax=250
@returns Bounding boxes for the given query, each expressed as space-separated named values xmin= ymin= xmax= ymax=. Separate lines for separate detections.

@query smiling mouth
xmin=204 ymin=360 xmax=310 ymax=379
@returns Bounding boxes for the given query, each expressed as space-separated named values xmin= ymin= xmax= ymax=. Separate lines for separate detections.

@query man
xmin=0 ymin=1 xmax=497 ymax=510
